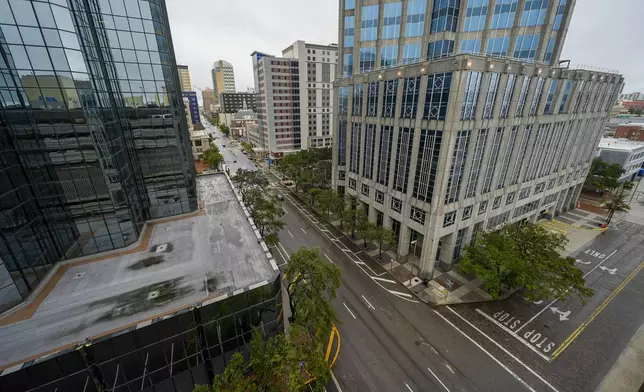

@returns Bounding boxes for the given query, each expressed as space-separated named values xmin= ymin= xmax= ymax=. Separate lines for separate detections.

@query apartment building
xmin=212 ymin=60 xmax=236 ymax=104
xmin=332 ymin=0 xmax=623 ymax=277
xmin=177 ymin=64 xmax=192 ymax=92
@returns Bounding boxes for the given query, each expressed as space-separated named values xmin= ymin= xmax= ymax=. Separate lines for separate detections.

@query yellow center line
xmin=552 ymin=261 xmax=644 ymax=359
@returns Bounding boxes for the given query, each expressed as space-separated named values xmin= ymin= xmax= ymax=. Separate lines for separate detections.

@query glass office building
xmin=0 ymin=0 xmax=197 ymax=312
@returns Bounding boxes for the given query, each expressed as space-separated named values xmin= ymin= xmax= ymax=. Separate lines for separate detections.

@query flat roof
xmin=0 ymin=174 xmax=278 ymax=369
xmin=598 ymin=138 xmax=644 ymax=152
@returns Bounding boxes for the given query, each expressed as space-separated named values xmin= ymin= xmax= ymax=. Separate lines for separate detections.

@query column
xmin=438 ymin=232 xmax=456 ymax=271
xmin=397 ymin=223 xmax=412 ymax=261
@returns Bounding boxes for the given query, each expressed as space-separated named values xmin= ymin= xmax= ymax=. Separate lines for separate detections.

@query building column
xmin=438 ymin=232 xmax=456 ymax=271
xmin=397 ymin=224 xmax=412 ymax=261
xmin=418 ymin=235 xmax=439 ymax=279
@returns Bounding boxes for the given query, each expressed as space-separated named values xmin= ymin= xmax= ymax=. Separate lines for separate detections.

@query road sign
xmin=550 ymin=307 xmax=571 ymax=321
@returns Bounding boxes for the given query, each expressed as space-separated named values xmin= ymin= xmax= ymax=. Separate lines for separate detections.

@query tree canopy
xmin=276 ymin=149 xmax=332 ymax=192
xmin=460 ymin=224 xmax=593 ymax=303
xmin=201 ymin=145 xmax=223 ymax=169
xmin=586 ymin=158 xmax=625 ymax=190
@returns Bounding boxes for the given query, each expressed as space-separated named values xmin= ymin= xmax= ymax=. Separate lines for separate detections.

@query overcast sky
xmin=166 ymin=0 xmax=643 ymax=98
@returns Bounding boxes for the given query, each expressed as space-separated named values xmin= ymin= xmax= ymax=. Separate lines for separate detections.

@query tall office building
xmin=211 ymin=59 xmax=235 ymax=104
xmin=251 ymin=41 xmax=337 ymax=157
xmin=0 ymin=0 xmax=197 ymax=311
xmin=177 ymin=64 xmax=192 ymax=91
xmin=333 ymin=0 xmax=623 ymax=277
xmin=202 ymin=87 xmax=216 ymax=114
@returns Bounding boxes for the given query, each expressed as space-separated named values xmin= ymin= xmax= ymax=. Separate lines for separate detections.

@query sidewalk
xmin=596 ymin=321 xmax=644 ymax=392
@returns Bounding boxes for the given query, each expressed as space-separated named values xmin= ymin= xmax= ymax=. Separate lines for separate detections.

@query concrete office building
xmin=597 ymin=138 xmax=644 ymax=182
xmin=220 ymin=91 xmax=259 ymax=113
xmin=177 ymin=64 xmax=192 ymax=92
xmin=212 ymin=60 xmax=236 ymax=104
xmin=0 ymin=0 xmax=197 ymax=312
xmin=332 ymin=0 xmax=623 ymax=277
xmin=251 ymin=41 xmax=337 ymax=156
xmin=201 ymin=87 xmax=216 ymax=114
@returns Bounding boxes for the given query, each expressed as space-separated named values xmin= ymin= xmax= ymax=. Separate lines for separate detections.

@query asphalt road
xmin=201 ymin=117 xmax=257 ymax=173
xmin=265 ymin=176 xmax=554 ymax=392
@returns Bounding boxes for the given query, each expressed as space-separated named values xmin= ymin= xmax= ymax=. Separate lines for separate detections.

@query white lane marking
xmin=361 ymin=295 xmax=375 ymax=310
xmin=330 ymin=370 xmax=343 ymax=392
xmin=515 ymin=248 xmax=619 ymax=333
xmin=442 ymin=307 xmax=556 ymax=392
xmin=388 ymin=290 xmax=414 ymax=298
xmin=324 ymin=254 xmax=334 ymax=263
xmin=301 ymin=227 xmax=307 ymax=235
xmin=405 ymin=382 xmax=414 ymax=392
xmin=372 ymin=276 xmax=397 ymax=284
xmin=278 ymin=243 xmax=290 ymax=261
xmin=343 ymin=302 xmax=357 ymax=319
xmin=427 ymin=367 xmax=451 ymax=392
xmin=288 ymin=230 xmax=294 ymax=238
xmin=445 ymin=363 xmax=455 ymax=374
xmin=475 ymin=309 xmax=553 ymax=362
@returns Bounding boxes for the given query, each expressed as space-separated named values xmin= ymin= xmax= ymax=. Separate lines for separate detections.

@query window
xmin=344 ymin=16 xmax=355 ymax=47
xmin=464 ymin=0 xmax=489 ymax=32
xmin=515 ymin=76 xmax=531 ymax=116
xmin=375 ymin=190 xmax=385 ymax=204
xmin=431 ymin=0 xmax=460 ymax=33
xmin=514 ymin=34 xmax=540 ymax=61
xmin=402 ymin=43 xmax=421 ymax=64
xmin=345 ymin=0 xmax=355 ymax=10
xmin=343 ymin=54 xmax=353 ymax=78
xmin=382 ymin=79 xmax=398 ymax=117
xmin=483 ymin=73 xmax=501 ymax=119
xmin=445 ymin=130 xmax=471 ymax=204
xmin=382 ymin=2 xmax=402 ymax=40
xmin=424 ymin=72 xmax=452 ymax=120
xmin=393 ymin=127 xmax=414 ymax=193
xmin=519 ymin=187 xmax=531 ymax=200
xmin=427 ymin=40 xmax=454 ymax=59
xmin=461 ymin=71 xmax=483 ymax=120
xmin=361 ymin=5 xmax=379 ymax=41
xmin=339 ymin=87 xmax=349 ymax=114
xmin=497 ymin=126 xmax=518 ymax=189
xmin=465 ymin=129 xmax=488 ymax=198
xmin=338 ymin=121 xmax=347 ymax=166
xmin=453 ymin=228 xmax=468 ymax=260
xmin=554 ymin=0 xmax=567 ymax=30
xmin=463 ymin=206 xmax=473 ymax=220
xmin=405 ymin=0 xmax=427 ymax=37
xmin=529 ymin=77 xmax=545 ymax=116
xmin=413 ymin=130 xmax=442 ymax=203
xmin=543 ymin=80 xmax=558 ymax=114
xmin=366 ymin=82 xmax=379 ymax=116
xmin=443 ymin=211 xmax=457 ymax=227
xmin=535 ymin=182 xmax=545 ymax=194
xmin=482 ymin=128 xmax=504 ymax=193
xmin=352 ymin=84 xmax=364 ymax=115
xmin=520 ymin=0 xmax=548 ymax=27
xmin=511 ymin=125 xmax=533 ymax=185
xmin=460 ymin=39 xmax=481 ymax=54
xmin=410 ymin=206 xmax=426 ymax=225
xmin=363 ymin=124 xmax=376 ymax=180
xmin=361 ymin=184 xmax=370 ymax=197
xmin=381 ymin=45 xmax=398 ymax=69
xmin=486 ymin=36 xmax=510 ymax=57
xmin=506 ymin=191 xmax=515 ymax=204
xmin=359 ymin=48 xmax=376 ymax=73
xmin=401 ymin=77 xmax=421 ymax=118
xmin=349 ymin=123 xmax=361 ymax=174
xmin=478 ymin=201 xmax=488 ymax=215
xmin=493 ymin=196 xmax=502 ymax=209
xmin=491 ymin=0 xmax=518 ymax=29
xmin=377 ymin=126 xmax=394 ymax=185
xmin=500 ymin=73 xmax=516 ymax=118
xmin=391 ymin=197 xmax=402 ymax=213
xmin=349 ymin=178 xmax=357 ymax=190
xmin=544 ymin=37 xmax=556 ymax=63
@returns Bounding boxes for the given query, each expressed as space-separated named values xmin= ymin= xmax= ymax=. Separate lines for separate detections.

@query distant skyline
xmin=166 ymin=0 xmax=643 ymax=100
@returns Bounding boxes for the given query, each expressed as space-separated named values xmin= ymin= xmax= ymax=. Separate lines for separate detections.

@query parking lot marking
xmin=516 ymin=248 xmax=618 ymax=333
xmin=475 ymin=309 xmax=553 ymax=361
xmin=551 ymin=261 xmax=644 ymax=359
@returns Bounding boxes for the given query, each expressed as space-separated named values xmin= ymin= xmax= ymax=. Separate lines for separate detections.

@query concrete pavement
xmin=266 ymin=176 xmax=557 ymax=392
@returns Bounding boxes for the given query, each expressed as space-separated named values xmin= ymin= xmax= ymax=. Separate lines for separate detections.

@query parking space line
xmin=516 ymin=248 xmax=619 ymax=333
xmin=551 ymin=260 xmax=644 ymax=359
xmin=475 ymin=309 xmax=553 ymax=362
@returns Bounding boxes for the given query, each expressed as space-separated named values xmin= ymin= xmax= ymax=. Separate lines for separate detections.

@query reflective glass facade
xmin=0 ymin=0 xmax=196 ymax=311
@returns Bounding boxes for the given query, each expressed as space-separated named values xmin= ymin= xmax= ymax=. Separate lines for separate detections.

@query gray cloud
xmin=166 ymin=0 xmax=640 ymax=97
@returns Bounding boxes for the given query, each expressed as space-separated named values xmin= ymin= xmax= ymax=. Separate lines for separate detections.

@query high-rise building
xmin=333 ymin=0 xmax=623 ymax=278
xmin=251 ymin=41 xmax=337 ymax=156
xmin=202 ymin=87 xmax=216 ymax=114
xmin=211 ymin=60 xmax=235 ymax=104
xmin=177 ymin=64 xmax=192 ymax=92
xmin=220 ymin=92 xmax=258 ymax=113
xmin=0 ymin=0 xmax=197 ymax=312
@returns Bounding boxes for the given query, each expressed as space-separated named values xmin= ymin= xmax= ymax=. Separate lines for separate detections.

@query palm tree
xmin=601 ymin=192 xmax=631 ymax=225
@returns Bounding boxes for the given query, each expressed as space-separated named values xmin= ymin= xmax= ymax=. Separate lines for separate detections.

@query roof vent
xmin=155 ymin=244 xmax=169 ymax=253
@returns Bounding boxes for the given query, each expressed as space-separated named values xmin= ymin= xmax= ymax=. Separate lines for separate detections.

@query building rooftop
xmin=599 ymin=138 xmax=644 ymax=152
xmin=0 ymin=174 xmax=278 ymax=370
xmin=190 ymin=129 xmax=209 ymax=138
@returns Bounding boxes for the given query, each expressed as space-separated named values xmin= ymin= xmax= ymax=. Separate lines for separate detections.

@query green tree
xmin=285 ymin=247 xmax=341 ymax=336
xmin=355 ymin=207 xmax=369 ymax=245
xmin=317 ymin=189 xmax=335 ymax=221
xmin=307 ymin=187 xmax=322 ymax=207
xmin=201 ymin=145 xmax=223 ymax=169
xmin=232 ymin=169 xmax=269 ymax=204
xmin=459 ymin=225 xmax=593 ymax=303
xmin=358 ymin=221 xmax=378 ymax=249
xmin=246 ymin=189 xmax=284 ymax=237
xmin=248 ymin=329 xmax=294 ymax=390
xmin=220 ymin=124 xmax=231 ymax=136
xmin=586 ymin=158 xmax=625 ymax=191
xmin=373 ymin=226 xmax=396 ymax=260
xmin=211 ymin=352 xmax=257 ymax=392
xmin=601 ymin=182 xmax=633 ymax=224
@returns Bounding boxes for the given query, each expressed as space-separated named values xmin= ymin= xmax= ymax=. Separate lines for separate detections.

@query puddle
xmin=128 ymin=255 xmax=164 ymax=270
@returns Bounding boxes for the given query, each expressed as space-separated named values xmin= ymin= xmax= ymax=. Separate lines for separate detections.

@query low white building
xmin=190 ymin=130 xmax=211 ymax=159
xmin=597 ymin=138 xmax=644 ymax=181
